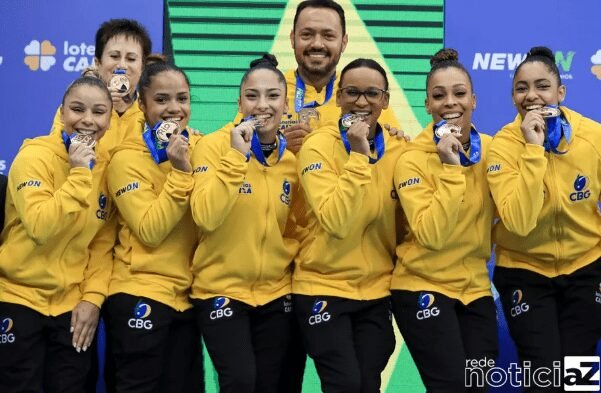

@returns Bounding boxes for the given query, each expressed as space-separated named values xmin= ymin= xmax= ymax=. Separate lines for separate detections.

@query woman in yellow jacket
xmin=104 ymin=57 xmax=202 ymax=392
xmin=0 ymin=76 xmax=116 ymax=393
xmin=487 ymin=46 xmax=601 ymax=388
xmin=190 ymin=54 xmax=298 ymax=393
xmin=294 ymin=58 xmax=406 ymax=393
xmin=51 ymin=19 xmax=153 ymax=158
xmin=392 ymin=49 xmax=498 ymax=392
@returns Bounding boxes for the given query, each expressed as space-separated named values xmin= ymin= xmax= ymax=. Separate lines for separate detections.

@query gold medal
xmin=71 ymin=133 xmax=96 ymax=148
xmin=299 ymin=108 xmax=320 ymax=124
xmin=109 ymin=72 xmax=130 ymax=93
xmin=155 ymin=121 xmax=179 ymax=142
xmin=434 ymin=123 xmax=462 ymax=139
xmin=540 ymin=106 xmax=561 ymax=118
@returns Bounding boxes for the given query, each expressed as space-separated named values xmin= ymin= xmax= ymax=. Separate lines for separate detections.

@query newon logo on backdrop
xmin=23 ymin=39 xmax=95 ymax=73
xmin=472 ymin=51 xmax=575 ymax=80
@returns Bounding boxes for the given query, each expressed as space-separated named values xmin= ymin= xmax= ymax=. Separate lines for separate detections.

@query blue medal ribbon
xmin=294 ymin=72 xmax=336 ymax=113
xmin=543 ymin=105 xmax=571 ymax=155
xmin=62 ymin=131 xmax=95 ymax=169
xmin=240 ymin=116 xmax=287 ymax=166
xmin=142 ymin=122 xmax=189 ymax=164
xmin=250 ymin=132 xmax=287 ymax=166
xmin=432 ymin=120 xmax=481 ymax=167
xmin=338 ymin=119 xmax=386 ymax=164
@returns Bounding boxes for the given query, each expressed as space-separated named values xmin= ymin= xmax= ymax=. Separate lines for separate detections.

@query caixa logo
xmin=570 ymin=174 xmax=591 ymax=202
xmin=210 ymin=297 xmax=233 ymax=320
xmin=416 ymin=293 xmax=439 ymax=320
xmin=308 ymin=300 xmax=330 ymax=325
xmin=0 ymin=318 xmax=15 ymax=344
xmin=510 ymin=289 xmax=530 ymax=317
xmin=128 ymin=301 xmax=153 ymax=330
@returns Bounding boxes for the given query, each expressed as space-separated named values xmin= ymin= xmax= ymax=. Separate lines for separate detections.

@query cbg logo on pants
xmin=128 ymin=301 xmax=153 ymax=330
xmin=308 ymin=300 xmax=330 ymax=325
xmin=0 ymin=318 xmax=15 ymax=344
xmin=210 ymin=297 xmax=233 ymax=320
xmin=416 ymin=293 xmax=439 ymax=320
xmin=510 ymin=289 xmax=529 ymax=317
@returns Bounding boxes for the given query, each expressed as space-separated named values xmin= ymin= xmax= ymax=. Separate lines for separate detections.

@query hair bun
xmin=250 ymin=53 xmax=278 ymax=68
xmin=527 ymin=46 xmax=554 ymax=61
xmin=146 ymin=53 xmax=169 ymax=66
xmin=430 ymin=48 xmax=459 ymax=67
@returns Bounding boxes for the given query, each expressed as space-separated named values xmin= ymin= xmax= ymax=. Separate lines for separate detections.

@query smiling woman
xmin=390 ymin=48 xmax=498 ymax=393
xmin=0 ymin=77 xmax=116 ymax=393
xmin=487 ymin=47 xmax=601 ymax=390
xmin=292 ymin=57 xmax=407 ymax=393
xmin=103 ymin=56 xmax=203 ymax=393
xmin=188 ymin=54 xmax=300 ymax=393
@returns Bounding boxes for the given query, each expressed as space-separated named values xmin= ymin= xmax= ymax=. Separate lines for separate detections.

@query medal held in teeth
xmin=155 ymin=121 xmax=180 ymax=143
xmin=109 ymin=69 xmax=130 ymax=93
xmin=340 ymin=113 xmax=365 ymax=129
xmin=434 ymin=123 xmax=462 ymax=139
xmin=540 ymin=106 xmax=561 ymax=118
xmin=70 ymin=133 xmax=96 ymax=148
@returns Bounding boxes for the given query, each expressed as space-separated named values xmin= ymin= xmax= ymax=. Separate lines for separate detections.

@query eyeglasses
xmin=339 ymin=87 xmax=388 ymax=103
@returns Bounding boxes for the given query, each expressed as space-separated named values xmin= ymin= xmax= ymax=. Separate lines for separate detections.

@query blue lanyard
xmin=62 ymin=131 xmax=94 ymax=169
xmin=339 ymin=120 xmax=385 ymax=164
xmin=250 ymin=132 xmax=287 ymax=166
xmin=294 ymin=72 xmax=336 ymax=113
xmin=142 ymin=122 xmax=189 ymax=164
xmin=432 ymin=120 xmax=482 ymax=167
xmin=543 ymin=105 xmax=571 ymax=155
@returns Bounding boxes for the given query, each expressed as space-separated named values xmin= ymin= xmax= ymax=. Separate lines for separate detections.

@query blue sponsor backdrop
xmin=0 ymin=0 xmax=163 ymax=175
xmin=445 ymin=0 xmax=601 ymax=136
xmin=446 ymin=2 xmax=601 ymax=391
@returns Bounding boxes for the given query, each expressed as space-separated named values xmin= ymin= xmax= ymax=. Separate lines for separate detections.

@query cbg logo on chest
xmin=280 ymin=179 xmax=291 ymax=206
xmin=128 ymin=301 xmax=153 ymax=330
xmin=96 ymin=193 xmax=108 ymax=221
xmin=569 ymin=174 xmax=590 ymax=202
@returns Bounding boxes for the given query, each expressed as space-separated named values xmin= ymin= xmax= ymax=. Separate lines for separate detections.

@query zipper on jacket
xmin=252 ymin=167 xmax=270 ymax=304
xmin=547 ymin=154 xmax=562 ymax=275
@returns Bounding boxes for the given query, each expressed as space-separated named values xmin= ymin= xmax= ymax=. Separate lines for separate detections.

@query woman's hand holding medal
xmin=346 ymin=118 xmax=371 ymax=157
xmin=68 ymin=142 xmax=96 ymax=169
xmin=436 ymin=132 xmax=465 ymax=166
xmin=520 ymin=110 xmax=546 ymax=146
xmin=231 ymin=118 xmax=257 ymax=156
xmin=166 ymin=130 xmax=192 ymax=173
xmin=282 ymin=123 xmax=311 ymax=154
xmin=108 ymin=69 xmax=133 ymax=114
